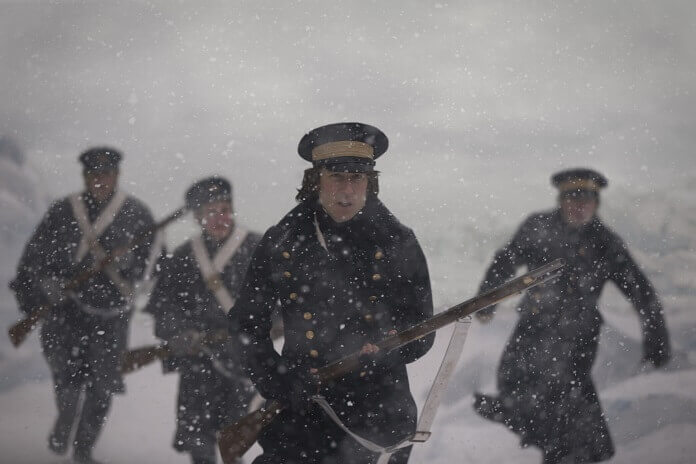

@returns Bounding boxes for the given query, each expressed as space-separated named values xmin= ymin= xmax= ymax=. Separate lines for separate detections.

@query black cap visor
xmin=560 ymin=189 xmax=599 ymax=200
xmin=315 ymin=156 xmax=375 ymax=173
xmin=83 ymin=165 xmax=118 ymax=174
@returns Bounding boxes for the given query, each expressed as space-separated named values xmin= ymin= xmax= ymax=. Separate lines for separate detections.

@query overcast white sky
xmin=1 ymin=0 xmax=695 ymax=232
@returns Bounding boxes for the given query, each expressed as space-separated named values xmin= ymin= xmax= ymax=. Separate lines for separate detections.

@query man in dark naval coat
xmin=473 ymin=168 xmax=671 ymax=464
xmin=11 ymin=147 xmax=157 ymax=463
xmin=233 ymin=122 xmax=435 ymax=464
xmin=144 ymin=176 xmax=261 ymax=464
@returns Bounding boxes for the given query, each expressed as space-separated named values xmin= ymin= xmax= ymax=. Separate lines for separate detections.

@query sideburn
xmin=295 ymin=168 xmax=379 ymax=203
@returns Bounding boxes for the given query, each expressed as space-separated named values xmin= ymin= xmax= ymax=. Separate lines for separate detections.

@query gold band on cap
xmin=311 ymin=141 xmax=374 ymax=161
xmin=557 ymin=179 xmax=600 ymax=193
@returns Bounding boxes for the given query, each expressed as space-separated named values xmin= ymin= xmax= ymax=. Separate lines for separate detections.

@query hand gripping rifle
xmin=121 ymin=320 xmax=286 ymax=375
xmin=8 ymin=206 xmax=188 ymax=347
xmin=217 ymin=258 xmax=565 ymax=463
xmin=120 ymin=328 xmax=230 ymax=374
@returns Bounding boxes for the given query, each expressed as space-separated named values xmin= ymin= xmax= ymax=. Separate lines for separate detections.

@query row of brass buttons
xmin=282 ymin=249 xmax=384 ymax=359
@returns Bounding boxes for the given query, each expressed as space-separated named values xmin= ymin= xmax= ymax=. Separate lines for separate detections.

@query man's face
xmin=318 ymin=168 xmax=369 ymax=223
xmin=560 ymin=196 xmax=598 ymax=227
xmin=196 ymin=200 xmax=234 ymax=241
xmin=84 ymin=169 xmax=119 ymax=202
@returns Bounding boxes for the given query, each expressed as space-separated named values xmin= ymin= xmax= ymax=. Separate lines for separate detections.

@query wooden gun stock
xmin=120 ymin=345 xmax=170 ymax=374
xmin=120 ymin=328 xmax=233 ymax=374
xmin=8 ymin=206 xmax=188 ymax=348
xmin=218 ymin=259 xmax=565 ymax=463
xmin=7 ymin=305 xmax=51 ymax=347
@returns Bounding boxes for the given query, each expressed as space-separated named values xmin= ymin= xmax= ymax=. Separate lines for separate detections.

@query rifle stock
xmin=120 ymin=328 xmax=232 ymax=374
xmin=217 ymin=259 xmax=564 ymax=462
xmin=120 ymin=345 xmax=170 ymax=374
xmin=8 ymin=206 xmax=188 ymax=348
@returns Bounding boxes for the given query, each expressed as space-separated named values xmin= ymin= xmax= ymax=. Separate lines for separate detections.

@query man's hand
xmin=284 ymin=367 xmax=319 ymax=414
xmin=475 ymin=306 xmax=496 ymax=323
xmin=167 ymin=329 xmax=203 ymax=356
xmin=39 ymin=276 xmax=69 ymax=306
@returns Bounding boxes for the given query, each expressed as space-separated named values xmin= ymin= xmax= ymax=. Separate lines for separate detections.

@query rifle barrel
xmin=8 ymin=206 xmax=188 ymax=348
xmin=218 ymin=258 xmax=564 ymax=462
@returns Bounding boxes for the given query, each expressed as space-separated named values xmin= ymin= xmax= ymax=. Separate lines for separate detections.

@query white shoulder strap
xmin=313 ymin=317 xmax=473 ymax=463
xmin=192 ymin=228 xmax=247 ymax=314
xmin=70 ymin=190 xmax=127 ymax=263
xmin=213 ymin=226 xmax=249 ymax=271
xmin=69 ymin=191 xmax=132 ymax=299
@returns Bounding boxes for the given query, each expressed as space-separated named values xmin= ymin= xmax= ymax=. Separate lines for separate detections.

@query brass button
xmin=289 ymin=292 xmax=298 ymax=300
xmin=359 ymin=371 xmax=367 ymax=377
xmin=364 ymin=314 xmax=374 ymax=321
xmin=303 ymin=312 xmax=313 ymax=320
xmin=531 ymin=307 xmax=540 ymax=315
xmin=372 ymin=273 xmax=382 ymax=281
xmin=369 ymin=295 xmax=378 ymax=302
xmin=305 ymin=330 xmax=315 ymax=340
xmin=375 ymin=251 xmax=384 ymax=260
xmin=282 ymin=251 xmax=291 ymax=259
xmin=309 ymin=349 xmax=319 ymax=358
xmin=283 ymin=271 xmax=292 ymax=278
xmin=578 ymin=247 xmax=586 ymax=256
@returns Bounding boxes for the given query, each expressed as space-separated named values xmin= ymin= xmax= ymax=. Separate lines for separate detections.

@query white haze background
xmin=1 ymin=1 xmax=695 ymax=463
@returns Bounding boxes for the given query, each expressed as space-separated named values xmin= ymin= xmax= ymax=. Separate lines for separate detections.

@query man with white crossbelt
xmin=144 ymin=176 xmax=262 ymax=464
xmin=11 ymin=147 xmax=158 ymax=463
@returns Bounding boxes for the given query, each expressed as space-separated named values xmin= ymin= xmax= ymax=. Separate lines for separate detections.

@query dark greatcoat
xmin=144 ymin=230 xmax=261 ymax=454
xmin=475 ymin=209 xmax=670 ymax=463
xmin=12 ymin=191 xmax=156 ymax=394
xmin=234 ymin=198 xmax=435 ymax=464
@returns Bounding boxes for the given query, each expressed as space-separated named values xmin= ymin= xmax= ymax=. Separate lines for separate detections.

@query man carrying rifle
xmin=474 ymin=168 xmax=671 ymax=464
xmin=233 ymin=123 xmax=434 ymax=464
xmin=10 ymin=147 xmax=157 ymax=463
xmin=144 ymin=177 xmax=261 ymax=464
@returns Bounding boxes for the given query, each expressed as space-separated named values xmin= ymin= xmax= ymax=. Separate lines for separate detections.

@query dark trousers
xmin=50 ymin=383 xmax=112 ymax=456
xmin=254 ymin=405 xmax=412 ymax=464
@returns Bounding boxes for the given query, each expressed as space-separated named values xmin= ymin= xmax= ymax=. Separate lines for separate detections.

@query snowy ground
xmin=1 ymin=155 xmax=694 ymax=463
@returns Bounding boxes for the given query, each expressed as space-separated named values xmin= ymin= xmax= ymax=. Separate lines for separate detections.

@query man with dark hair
xmin=233 ymin=122 xmax=434 ymax=464
xmin=474 ymin=168 xmax=671 ymax=464
xmin=11 ymin=147 xmax=157 ymax=463
xmin=144 ymin=176 xmax=261 ymax=464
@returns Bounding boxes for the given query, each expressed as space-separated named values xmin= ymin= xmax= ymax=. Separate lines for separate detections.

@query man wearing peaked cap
xmin=297 ymin=121 xmax=389 ymax=172
xmin=79 ymin=147 xmax=122 ymax=172
xmin=473 ymin=168 xmax=671 ymax=464
xmin=185 ymin=176 xmax=233 ymax=210
xmin=11 ymin=146 xmax=157 ymax=463
xmin=145 ymin=176 xmax=261 ymax=464
xmin=233 ymin=123 xmax=434 ymax=463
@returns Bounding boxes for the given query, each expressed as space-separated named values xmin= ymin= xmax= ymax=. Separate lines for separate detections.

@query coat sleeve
xmin=477 ymin=216 xmax=534 ymax=315
xmin=145 ymin=252 xmax=200 ymax=339
xmin=117 ymin=199 xmax=157 ymax=283
xmin=11 ymin=201 xmax=73 ymax=314
xmin=233 ymin=228 xmax=288 ymax=400
xmin=389 ymin=230 xmax=435 ymax=365
xmin=608 ymin=235 xmax=671 ymax=367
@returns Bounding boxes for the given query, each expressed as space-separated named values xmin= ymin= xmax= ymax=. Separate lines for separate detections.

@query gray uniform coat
xmin=475 ymin=209 xmax=670 ymax=463
xmin=144 ymin=230 xmax=261 ymax=453
xmin=234 ymin=198 xmax=435 ymax=464
xmin=12 ymin=191 xmax=156 ymax=393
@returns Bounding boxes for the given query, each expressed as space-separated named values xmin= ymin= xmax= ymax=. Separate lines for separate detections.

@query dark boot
xmin=190 ymin=438 xmax=217 ymax=464
xmin=72 ymin=450 xmax=105 ymax=464
xmin=73 ymin=387 xmax=112 ymax=462
xmin=48 ymin=386 xmax=81 ymax=455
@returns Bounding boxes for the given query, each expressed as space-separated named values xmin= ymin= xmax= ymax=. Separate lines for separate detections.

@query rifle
xmin=121 ymin=322 xmax=286 ymax=374
xmin=217 ymin=258 xmax=565 ymax=463
xmin=8 ymin=206 xmax=188 ymax=347
xmin=120 ymin=328 xmax=231 ymax=374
